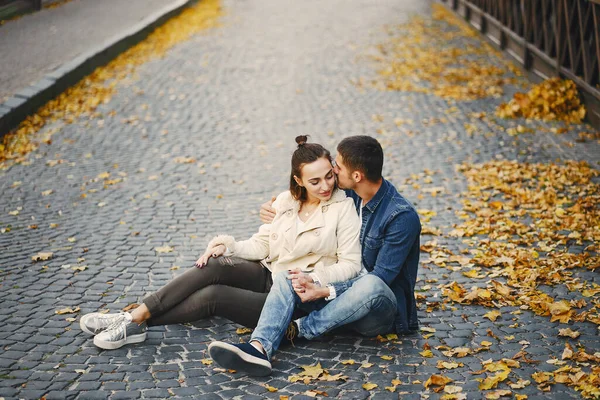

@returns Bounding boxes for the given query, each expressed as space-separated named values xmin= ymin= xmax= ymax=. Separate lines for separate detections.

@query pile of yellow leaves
xmin=438 ymin=160 xmax=600 ymax=322
xmin=427 ymin=159 xmax=600 ymax=397
xmin=0 ymin=0 xmax=222 ymax=167
xmin=496 ymin=77 xmax=586 ymax=123
xmin=369 ymin=4 xmax=518 ymax=101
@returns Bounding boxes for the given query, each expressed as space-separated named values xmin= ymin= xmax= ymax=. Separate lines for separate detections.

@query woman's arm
xmin=311 ymin=198 xmax=361 ymax=286
xmin=205 ymin=192 xmax=289 ymax=261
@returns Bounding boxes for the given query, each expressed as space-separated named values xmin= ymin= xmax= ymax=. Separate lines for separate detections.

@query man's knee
xmin=353 ymin=275 xmax=395 ymax=310
xmin=354 ymin=275 xmax=389 ymax=296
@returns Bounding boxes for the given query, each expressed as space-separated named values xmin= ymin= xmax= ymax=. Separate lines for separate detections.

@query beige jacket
xmin=207 ymin=189 xmax=361 ymax=286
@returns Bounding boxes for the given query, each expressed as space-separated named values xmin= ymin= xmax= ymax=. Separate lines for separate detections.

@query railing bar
xmin=577 ymin=1 xmax=590 ymax=84
xmin=556 ymin=0 xmax=563 ymax=74
xmin=564 ymin=0 xmax=577 ymax=74
xmin=594 ymin=4 xmax=600 ymax=84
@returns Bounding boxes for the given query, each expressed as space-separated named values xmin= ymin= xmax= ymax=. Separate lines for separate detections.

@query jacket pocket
xmin=364 ymin=234 xmax=383 ymax=250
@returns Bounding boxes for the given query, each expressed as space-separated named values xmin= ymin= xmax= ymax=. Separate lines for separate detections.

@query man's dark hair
xmin=337 ymin=136 xmax=383 ymax=182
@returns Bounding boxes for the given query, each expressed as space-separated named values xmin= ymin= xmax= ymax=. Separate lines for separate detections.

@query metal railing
xmin=439 ymin=0 xmax=600 ymax=128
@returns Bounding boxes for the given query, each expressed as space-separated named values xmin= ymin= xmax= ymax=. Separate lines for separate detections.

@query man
xmin=208 ymin=135 xmax=421 ymax=376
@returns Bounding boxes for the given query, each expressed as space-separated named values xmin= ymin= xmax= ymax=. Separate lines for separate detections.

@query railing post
xmin=31 ymin=0 xmax=41 ymax=11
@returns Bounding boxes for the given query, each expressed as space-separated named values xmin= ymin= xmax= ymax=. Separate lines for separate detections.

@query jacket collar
xmin=364 ymin=179 xmax=391 ymax=213
xmin=277 ymin=187 xmax=347 ymax=214
xmin=280 ymin=188 xmax=346 ymax=243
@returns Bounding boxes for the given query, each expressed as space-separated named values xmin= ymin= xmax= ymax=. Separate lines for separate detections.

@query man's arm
xmin=330 ymin=209 xmax=420 ymax=295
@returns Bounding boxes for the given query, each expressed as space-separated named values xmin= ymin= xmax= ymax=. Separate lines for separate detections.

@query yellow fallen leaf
xmin=420 ymin=350 xmax=434 ymax=357
xmin=201 ymin=359 xmax=213 ymax=365
xmin=444 ymin=385 xmax=463 ymax=394
xmin=155 ymin=246 xmax=174 ymax=253
xmin=424 ymin=374 xmax=453 ymax=389
xmin=380 ymin=355 xmax=393 ymax=360
xmin=509 ymin=379 xmax=530 ymax=389
xmin=298 ymin=363 xmax=323 ymax=379
xmin=55 ymin=307 xmax=80 ymax=315
xmin=436 ymin=361 xmax=462 ymax=369
xmin=484 ymin=310 xmax=501 ymax=322
xmin=558 ymin=328 xmax=580 ymax=339
xmin=485 ymin=389 xmax=512 ymax=399
xmin=362 ymin=383 xmax=378 ymax=390
xmin=264 ymin=384 xmax=278 ymax=392
xmin=421 ymin=327 xmax=436 ymax=333
xmin=341 ymin=359 xmax=356 ymax=365
xmin=318 ymin=372 xmax=347 ymax=382
xmin=361 ymin=363 xmax=374 ymax=368
xmin=236 ymin=327 xmax=252 ymax=335
xmin=32 ymin=252 xmax=53 ymax=262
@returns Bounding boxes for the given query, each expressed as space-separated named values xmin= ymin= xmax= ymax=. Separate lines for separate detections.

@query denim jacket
xmin=330 ymin=179 xmax=421 ymax=334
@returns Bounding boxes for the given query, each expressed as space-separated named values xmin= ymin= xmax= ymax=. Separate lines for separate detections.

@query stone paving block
xmin=142 ymin=388 xmax=174 ymax=398
xmin=129 ymin=381 xmax=156 ymax=390
xmin=111 ymin=391 xmax=142 ymax=399
xmin=76 ymin=390 xmax=111 ymax=399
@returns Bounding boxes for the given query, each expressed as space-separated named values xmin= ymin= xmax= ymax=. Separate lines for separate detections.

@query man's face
xmin=333 ymin=154 xmax=355 ymax=190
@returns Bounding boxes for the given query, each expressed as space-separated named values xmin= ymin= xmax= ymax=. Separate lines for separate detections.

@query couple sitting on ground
xmin=79 ymin=135 xmax=421 ymax=376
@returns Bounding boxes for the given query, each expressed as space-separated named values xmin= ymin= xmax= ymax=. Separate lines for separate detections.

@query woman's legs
xmin=142 ymin=257 xmax=271 ymax=325
xmin=146 ymin=285 xmax=270 ymax=328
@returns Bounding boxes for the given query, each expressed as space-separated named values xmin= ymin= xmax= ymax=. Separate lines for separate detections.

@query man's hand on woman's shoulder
xmin=260 ymin=196 xmax=277 ymax=224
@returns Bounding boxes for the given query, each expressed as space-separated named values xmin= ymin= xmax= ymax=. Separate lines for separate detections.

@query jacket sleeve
xmin=206 ymin=192 xmax=288 ymax=261
xmin=312 ymin=198 xmax=362 ymax=286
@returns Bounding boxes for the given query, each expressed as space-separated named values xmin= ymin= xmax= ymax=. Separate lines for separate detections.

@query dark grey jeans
xmin=143 ymin=257 xmax=272 ymax=328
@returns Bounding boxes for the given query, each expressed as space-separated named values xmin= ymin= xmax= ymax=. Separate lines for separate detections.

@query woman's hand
xmin=287 ymin=269 xmax=313 ymax=292
xmin=195 ymin=244 xmax=226 ymax=268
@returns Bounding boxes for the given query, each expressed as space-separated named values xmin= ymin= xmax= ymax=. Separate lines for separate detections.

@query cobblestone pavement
xmin=1 ymin=0 xmax=599 ymax=399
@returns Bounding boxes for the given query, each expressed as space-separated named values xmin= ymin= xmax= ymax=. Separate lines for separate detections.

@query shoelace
xmin=103 ymin=314 xmax=130 ymax=341
xmin=92 ymin=312 xmax=123 ymax=329
xmin=285 ymin=323 xmax=297 ymax=346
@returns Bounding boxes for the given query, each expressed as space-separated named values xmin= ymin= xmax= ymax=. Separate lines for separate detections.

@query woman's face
xmin=296 ymin=157 xmax=336 ymax=202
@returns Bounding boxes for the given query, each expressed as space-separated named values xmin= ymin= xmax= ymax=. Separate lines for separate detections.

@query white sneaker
xmin=93 ymin=312 xmax=147 ymax=350
xmin=80 ymin=312 xmax=128 ymax=335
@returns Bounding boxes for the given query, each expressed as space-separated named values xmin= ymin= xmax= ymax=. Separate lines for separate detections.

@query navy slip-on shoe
xmin=208 ymin=341 xmax=272 ymax=376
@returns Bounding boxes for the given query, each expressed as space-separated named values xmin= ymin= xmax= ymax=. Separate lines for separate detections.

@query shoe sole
xmin=93 ymin=332 xmax=147 ymax=350
xmin=208 ymin=342 xmax=272 ymax=376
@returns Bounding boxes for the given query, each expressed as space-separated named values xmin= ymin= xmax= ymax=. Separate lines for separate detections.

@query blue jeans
xmin=250 ymin=272 xmax=396 ymax=359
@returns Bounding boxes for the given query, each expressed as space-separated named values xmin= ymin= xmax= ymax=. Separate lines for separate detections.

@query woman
xmin=80 ymin=136 xmax=362 ymax=350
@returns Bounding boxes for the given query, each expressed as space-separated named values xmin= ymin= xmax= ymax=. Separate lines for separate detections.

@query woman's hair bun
xmin=295 ymin=135 xmax=309 ymax=146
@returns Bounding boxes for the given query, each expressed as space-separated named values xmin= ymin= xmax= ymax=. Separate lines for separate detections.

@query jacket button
xmin=322 ymin=206 xmax=329 ymax=213
xmin=314 ymin=230 xmax=320 ymax=236
xmin=286 ymin=210 xmax=292 ymax=216
xmin=271 ymin=233 xmax=278 ymax=240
